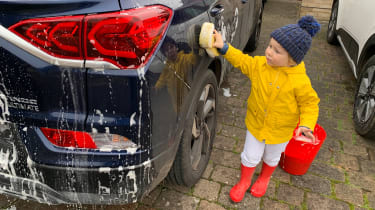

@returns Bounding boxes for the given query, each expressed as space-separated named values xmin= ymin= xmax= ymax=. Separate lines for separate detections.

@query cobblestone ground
xmin=2 ymin=0 xmax=375 ymax=209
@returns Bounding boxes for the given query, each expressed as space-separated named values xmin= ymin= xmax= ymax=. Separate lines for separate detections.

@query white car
xmin=327 ymin=0 xmax=375 ymax=138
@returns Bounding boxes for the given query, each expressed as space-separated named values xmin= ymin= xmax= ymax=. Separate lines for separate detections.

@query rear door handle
xmin=210 ymin=4 xmax=224 ymax=17
xmin=242 ymin=0 xmax=248 ymax=3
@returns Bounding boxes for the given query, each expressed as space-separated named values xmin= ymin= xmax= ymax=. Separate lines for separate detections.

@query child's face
xmin=265 ymin=38 xmax=296 ymax=67
xmin=163 ymin=43 xmax=178 ymax=61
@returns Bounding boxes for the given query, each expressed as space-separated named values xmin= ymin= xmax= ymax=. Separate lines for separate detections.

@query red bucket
xmin=279 ymin=123 xmax=326 ymax=175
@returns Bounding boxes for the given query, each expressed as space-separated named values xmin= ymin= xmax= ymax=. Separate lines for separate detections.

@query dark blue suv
xmin=0 ymin=0 xmax=262 ymax=204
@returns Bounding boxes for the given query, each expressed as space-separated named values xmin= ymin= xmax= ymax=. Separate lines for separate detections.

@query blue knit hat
xmin=270 ymin=16 xmax=321 ymax=64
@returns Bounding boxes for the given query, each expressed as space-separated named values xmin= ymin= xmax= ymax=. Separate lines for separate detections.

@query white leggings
xmin=241 ymin=130 xmax=289 ymax=167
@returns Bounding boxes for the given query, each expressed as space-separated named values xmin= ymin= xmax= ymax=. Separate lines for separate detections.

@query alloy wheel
xmin=191 ymin=84 xmax=216 ymax=170
xmin=355 ymin=66 xmax=375 ymax=123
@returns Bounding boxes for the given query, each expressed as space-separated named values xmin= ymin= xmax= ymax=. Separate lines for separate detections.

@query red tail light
xmin=85 ymin=6 xmax=172 ymax=69
xmin=9 ymin=16 xmax=84 ymax=59
xmin=41 ymin=127 xmax=97 ymax=149
xmin=9 ymin=5 xmax=173 ymax=69
xmin=40 ymin=127 xmax=138 ymax=150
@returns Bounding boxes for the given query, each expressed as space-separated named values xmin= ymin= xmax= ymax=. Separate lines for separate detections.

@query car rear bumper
xmin=0 ymin=152 xmax=156 ymax=205
xmin=23 ymin=161 xmax=151 ymax=204
xmin=0 ymin=161 xmax=153 ymax=204
xmin=0 ymin=123 xmax=164 ymax=205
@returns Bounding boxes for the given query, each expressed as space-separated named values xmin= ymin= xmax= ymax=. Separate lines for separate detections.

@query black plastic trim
xmin=337 ymin=28 xmax=359 ymax=65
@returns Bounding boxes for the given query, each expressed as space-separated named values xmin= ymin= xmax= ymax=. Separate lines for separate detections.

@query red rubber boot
xmin=250 ymin=162 xmax=277 ymax=197
xmin=229 ymin=164 xmax=256 ymax=202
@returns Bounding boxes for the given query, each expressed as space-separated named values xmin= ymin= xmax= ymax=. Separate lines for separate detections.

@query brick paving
xmin=2 ymin=0 xmax=375 ymax=209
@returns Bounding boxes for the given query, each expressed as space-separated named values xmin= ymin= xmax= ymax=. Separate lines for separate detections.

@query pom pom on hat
xmin=298 ymin=15 xmax=321 ymax=37
xmin=270 ymin=15 xmax=321 ymax=64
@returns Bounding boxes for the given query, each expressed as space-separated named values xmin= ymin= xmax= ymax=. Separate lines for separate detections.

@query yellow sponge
xmin=199 ymin=22 xmax=219 ymax=58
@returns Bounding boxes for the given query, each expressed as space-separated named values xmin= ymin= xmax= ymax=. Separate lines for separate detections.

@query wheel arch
xmin=358 ymin=34 xmax=375 ymax=76
xmin=208 ymin=58 xmax=222 ymax=85
xmin=167 ymin=68 xmax=218 ymax=186
xmin=168 ymin=58 xmax=221 ymax=163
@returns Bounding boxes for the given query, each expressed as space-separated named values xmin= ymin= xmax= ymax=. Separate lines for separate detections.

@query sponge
xmin=199 ymin=22 xmax=219 ymax=58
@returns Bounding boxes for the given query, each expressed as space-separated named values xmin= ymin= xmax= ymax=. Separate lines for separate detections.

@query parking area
xmin=1 ymin=0 xmax=375 ymax=209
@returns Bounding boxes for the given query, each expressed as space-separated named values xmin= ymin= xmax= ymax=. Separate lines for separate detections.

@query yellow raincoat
xmin=224 ymin=44 xmax=319 ymax=144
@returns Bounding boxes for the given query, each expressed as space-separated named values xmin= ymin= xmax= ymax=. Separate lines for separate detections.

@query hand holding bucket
xmin=294 ymin=126 xmax=319 ymax=145
xmin=279 ymin=123 xmax=326 ymax=175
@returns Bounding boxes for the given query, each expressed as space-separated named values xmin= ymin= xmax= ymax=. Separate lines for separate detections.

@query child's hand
xmin=296 ymin=126 xmax=315 ymax=142
xmin=213 ymin=29 xmax=224 ymax=49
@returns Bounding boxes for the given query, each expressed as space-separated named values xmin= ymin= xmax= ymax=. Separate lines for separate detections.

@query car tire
xmin=244 ymin=4 xmax=263 ymax=52
xmin=327 ymin=0 xmax=339 ymax=45
xmin=353 ymin=55 xmax=375 ymax=138
xmin=168 ymin=70 xmax=217 ymax=187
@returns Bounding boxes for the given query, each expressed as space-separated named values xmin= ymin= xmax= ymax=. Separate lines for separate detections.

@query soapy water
xmin=0 ymin=84 xmax=9 ymax=125
xmin=222 ymin=88 xmax=231 ymax=97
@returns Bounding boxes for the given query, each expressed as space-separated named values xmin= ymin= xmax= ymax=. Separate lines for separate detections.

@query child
xmin=212 ymin=16 xmax=320 ymax=202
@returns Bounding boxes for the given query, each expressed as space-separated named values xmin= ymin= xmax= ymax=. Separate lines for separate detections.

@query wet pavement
xmin=1 ymin=0 xmax=375 ymax=209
